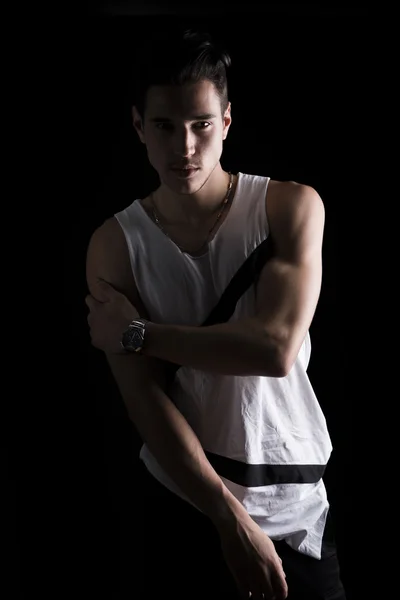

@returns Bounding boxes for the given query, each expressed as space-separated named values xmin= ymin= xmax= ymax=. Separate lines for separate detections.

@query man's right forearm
xmin=110 ymin=362 xmax=250 ymax=530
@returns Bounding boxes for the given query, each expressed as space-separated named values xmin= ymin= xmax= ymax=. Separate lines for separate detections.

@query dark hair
xmin=133 ymin=27 xmax=231 ymax=119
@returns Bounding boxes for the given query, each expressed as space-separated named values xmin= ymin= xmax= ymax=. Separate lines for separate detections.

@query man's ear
xmin=132 ymin=106 xmax=146 ymax=144
xmin=222 ymin=101 xmax=232 ymax=141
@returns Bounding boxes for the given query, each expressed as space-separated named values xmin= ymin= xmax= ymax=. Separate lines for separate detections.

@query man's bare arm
xmin=85 ymin=217 xmax=250 ymax=529
xmin=142 ymin=182 xmax=325 ymax=377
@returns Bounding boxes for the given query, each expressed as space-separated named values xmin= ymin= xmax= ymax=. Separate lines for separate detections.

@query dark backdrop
xmin=66 ymin=4 xmax=367 ymax=598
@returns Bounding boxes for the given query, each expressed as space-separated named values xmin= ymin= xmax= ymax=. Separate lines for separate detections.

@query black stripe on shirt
xmin=205 ymin=450 xmax=326 ymax=487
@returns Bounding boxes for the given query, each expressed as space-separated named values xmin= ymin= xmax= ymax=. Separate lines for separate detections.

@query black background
xmin=64 ymin=3 xmax=369 ymax=598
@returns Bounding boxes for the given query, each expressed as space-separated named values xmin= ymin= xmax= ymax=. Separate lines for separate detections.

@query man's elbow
xmin=265 ymin=354 xmax=291 ymax=378
xmin=259 ymin=344 xmax=295 ymax=378
xmin=275 ymin=353 xmax=294 ymax=377
xmin=274 ymin=341 xmax=302 ymax=377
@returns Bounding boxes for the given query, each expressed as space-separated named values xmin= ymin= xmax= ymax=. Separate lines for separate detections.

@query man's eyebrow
xmin=149 ymin=113 xmax=217 ymax=122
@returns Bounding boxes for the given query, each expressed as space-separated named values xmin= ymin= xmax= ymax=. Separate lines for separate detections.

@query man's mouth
xmin=171 ymin=167 xmax=199 ymax=178
xmin=171 ymin=167 xmax=198 ymax=170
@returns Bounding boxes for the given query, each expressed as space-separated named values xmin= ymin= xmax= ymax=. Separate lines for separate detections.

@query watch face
xmin=130 ymin=329 xmax=143 ymax=348
xmin=123 ymin=322 xmax=145 ymax=352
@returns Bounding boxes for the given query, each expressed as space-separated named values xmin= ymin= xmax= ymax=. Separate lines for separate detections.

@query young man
xmin=85 ymin=28 xmax=346 ymax=600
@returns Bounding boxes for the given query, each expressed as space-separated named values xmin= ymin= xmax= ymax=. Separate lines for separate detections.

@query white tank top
xmin=115 ymin=171 xmax=333 ymax=559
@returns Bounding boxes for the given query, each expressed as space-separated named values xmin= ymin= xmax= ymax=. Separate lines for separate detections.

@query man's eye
xmin=155 ymin=122 xmax=211 ymax=130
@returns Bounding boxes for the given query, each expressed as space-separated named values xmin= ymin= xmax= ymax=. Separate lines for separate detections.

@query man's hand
xmin=85 ymin=279 xmax=140 ymax=353
xmin=217 ymin=515 xmax=288 ymax=599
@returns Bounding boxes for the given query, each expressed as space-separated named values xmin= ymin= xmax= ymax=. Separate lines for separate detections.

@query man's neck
xmin=153 ymin=166 xmax=234 ymax=227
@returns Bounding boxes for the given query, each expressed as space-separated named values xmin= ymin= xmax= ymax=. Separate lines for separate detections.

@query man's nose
xmin=172 ymin=130 xmax=196 ymax=157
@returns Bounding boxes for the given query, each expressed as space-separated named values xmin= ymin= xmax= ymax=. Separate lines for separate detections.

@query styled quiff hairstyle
xmin=133 ymin=27 xmax=232 ymax=119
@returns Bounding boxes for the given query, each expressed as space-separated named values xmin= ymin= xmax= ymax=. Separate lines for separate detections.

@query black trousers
xmin=118 ymin=460 xmax=347 ymax=599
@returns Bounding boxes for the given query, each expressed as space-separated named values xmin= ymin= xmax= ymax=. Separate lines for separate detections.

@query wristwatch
xmin=121 ymin=318 xmax=148 ymax=354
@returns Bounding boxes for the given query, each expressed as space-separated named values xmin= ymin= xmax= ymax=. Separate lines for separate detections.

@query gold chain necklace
xmin=150 ymin=172 xmax=233 ymax=255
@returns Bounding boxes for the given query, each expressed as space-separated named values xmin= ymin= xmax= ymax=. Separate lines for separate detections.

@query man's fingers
xmin=95 ymin=278 xmax=119 ymax=301
xmin=85 ymin=294 xmax=94 ymax=308
xmin=87 ymin=279 xmax=121 ymax=303
xmin=86 ymin=293 xmax=104 ymax=307
xmin=271 ymin=569 xmax=288 ymax=600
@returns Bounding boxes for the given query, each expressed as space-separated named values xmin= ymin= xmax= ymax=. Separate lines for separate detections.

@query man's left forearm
xmin=142 ymin=319 xmax=283 ymax=377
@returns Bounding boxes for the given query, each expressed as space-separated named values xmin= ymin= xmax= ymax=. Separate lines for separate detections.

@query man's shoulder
xmin=86 ymin=215 xmax=140 ymax=304
xmin=87 ymin=216 xmax=130 ymax=274
xmin=267 ymin=179 xmax=324 ymax=218
xmin=268 ymin=178 xmax=319 ymax=199
xmin=90 ymin=215 xmax=126 ymax=248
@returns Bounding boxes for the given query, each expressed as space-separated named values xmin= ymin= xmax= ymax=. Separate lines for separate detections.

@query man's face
xmin=132 ymin=79 xmax=232 ymax=194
